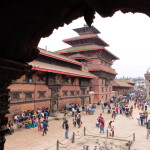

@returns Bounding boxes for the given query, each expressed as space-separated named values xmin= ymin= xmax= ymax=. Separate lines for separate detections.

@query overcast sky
xmin=38 ymin=11 xmax=150 ymax=78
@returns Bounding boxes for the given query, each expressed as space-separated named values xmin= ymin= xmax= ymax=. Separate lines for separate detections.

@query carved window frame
xmin=10 ymin=92 xmax=21 ymax=100
xmin=24 ymin=92 xmax=33 ymax=100
xmin=70 ymin=90 xmax=75 ymax=96
xmin=63 ymin=90 xmax=68 ymax=96
xmin=76 ymin=91 xmax=80 ymax=95
xmin=38 ymin=91 xmax=46 ymax=98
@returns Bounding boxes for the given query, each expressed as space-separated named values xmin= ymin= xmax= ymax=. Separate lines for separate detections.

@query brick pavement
xmin=5 ymin=103 xmax=150 ymax=150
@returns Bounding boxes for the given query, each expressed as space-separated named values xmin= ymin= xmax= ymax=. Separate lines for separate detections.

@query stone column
xmin=146 ymin=84 xmax=150 ymax=99
xmin=0 ymin=58 xmax=31 ymax=150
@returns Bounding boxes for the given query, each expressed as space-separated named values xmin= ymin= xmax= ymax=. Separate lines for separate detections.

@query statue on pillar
xmin=50 ymin=90 xmax=60 ymax=117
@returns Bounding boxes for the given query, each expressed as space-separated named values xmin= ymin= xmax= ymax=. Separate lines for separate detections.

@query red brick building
xmin=112 ymin=79 xmax=135 ymax=97
xmin=8 ymin=48 xmax=97 ymax=117
xmin=56 ymin=25 xmax=119 ymax=102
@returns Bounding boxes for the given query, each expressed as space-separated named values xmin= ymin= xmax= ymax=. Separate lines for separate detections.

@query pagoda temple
xmin=56 ymin=25 xmax=119 ymax=102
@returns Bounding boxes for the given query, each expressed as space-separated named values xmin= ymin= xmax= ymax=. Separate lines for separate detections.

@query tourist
xmin=143 ymin=109 xmax=148 ymax=122
xmin=136 ymin=113 xmax=141 ymax=125
xmin=37 ymin=118 xmax=42 ymax=131
xmin=101 ymin=104 xmax=105 ymax=113
xmin=71 ymin=107 xmax=75 ymax=117
xmin=145 ymin=120 xmax=150 ymax=139
xmin=42 ymin=119 xmax=48 ymax=136
xmin=107 ymin=122 xmax=112 ymax=136
xmin=62 ymin=113 xmax=67 ymax=129
xmin=99 ymin=122 xmax=104 ymax=133
xmin=76 ymin=114 xmax=81 ymax=128
xmin=97 ymin=101 xmax=101 ymax=108
xmin=6 ymin=121 xmax=14 ymax=135
xmin=129 ymin=108 xmax=133 ymax=119
xmin=64 ymin=120 xmax=69 ymax=139
xmin=73 ymin=118 xmax=76 ymax=127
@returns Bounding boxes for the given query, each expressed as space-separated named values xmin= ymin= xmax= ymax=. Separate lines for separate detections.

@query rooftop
xmin=69 ymin=53 xmax=91 ymax=61
xmin=56 ymin=44 xmax=119 ymax=60
xmin=39 ymin=47 xmax=82 ymax=66
xmin=30 ymin=60 xmax=97 ymax=79
xmin=88 ymin=64 xmax=117 ymax=75
xmin=112 ymin=79 xmax=134 ymax=87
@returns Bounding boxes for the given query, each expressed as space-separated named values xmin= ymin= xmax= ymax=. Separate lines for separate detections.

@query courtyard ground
xmin=5 ymin=102 xmax=150 ymax=150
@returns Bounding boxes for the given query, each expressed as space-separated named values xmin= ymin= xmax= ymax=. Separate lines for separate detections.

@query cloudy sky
xmin=38 ymin=11 xmax=150 ymax=78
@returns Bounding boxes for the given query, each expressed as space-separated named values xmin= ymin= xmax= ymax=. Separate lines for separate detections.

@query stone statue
xmin=50 ymin=91 xmax=60 ymax=117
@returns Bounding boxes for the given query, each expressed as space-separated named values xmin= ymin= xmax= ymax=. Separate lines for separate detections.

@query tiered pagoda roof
xmin=55 ymin=25 xmax=119 ymax=78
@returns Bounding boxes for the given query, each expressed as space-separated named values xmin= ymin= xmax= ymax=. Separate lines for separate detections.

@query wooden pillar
xmin=0 ymin=58 xmax=31 ymax=150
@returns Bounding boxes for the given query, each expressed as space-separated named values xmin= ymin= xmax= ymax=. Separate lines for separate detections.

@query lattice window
xmin=38 ymin=91 xmax=46 ymax=98
xmin=24 ymin=92 xmax=33 ymax=100
xmin=63 ymin=91 xmax=68 ymax=96
xmin=11 ymin=92 xmax=20 ymax=100
xmin=37 ymin=74 xmax=45 ymax=81
xmin=70 ymin=90 xmax=75 ymax=96
xmin=76 ymin=91 xmax=80 ymax=95
xmin=25 ymin=74 xmax=33 ymax=83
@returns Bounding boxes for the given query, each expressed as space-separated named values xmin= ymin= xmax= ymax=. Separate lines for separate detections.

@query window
xmin=70 ymin=91 xmax=75 ymax=96
xmin=71 ymin=77 xmax=75 ymax=85
xmin=25 ymin=74 xmax=33 ymax=83
xmin=24 ymin=92 xmax=33 ymax=100
xmin=63 ymin=91 xmax=68 ymax=96
xmin=37 ymin=74 xmax=45 ymax=81
xmin=38 ymin=91 xmax=46 ymax=98
xmin=76 ymin=91 xmax=80 ymax=95
xmin=11 ymin=92 xmax=20 ymax=100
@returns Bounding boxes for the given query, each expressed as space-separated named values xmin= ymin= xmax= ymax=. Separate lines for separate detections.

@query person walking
xmin=64 ymin=120 xmax=69 ymax=139
xmin=42 ymin=120 xmax=48 ymax=136
xmin=62 ymin=113 xmax=67 ymax=129
xmin=145 ymin=120 xmax=150 ymax=139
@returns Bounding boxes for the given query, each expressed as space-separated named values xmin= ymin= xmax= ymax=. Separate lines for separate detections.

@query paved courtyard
xmin=5 ymin=102 xmax=150 ymax=150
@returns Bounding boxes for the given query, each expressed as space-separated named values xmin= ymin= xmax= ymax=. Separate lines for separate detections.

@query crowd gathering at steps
xmin=5 ymin=91 xmax=150 ymax=139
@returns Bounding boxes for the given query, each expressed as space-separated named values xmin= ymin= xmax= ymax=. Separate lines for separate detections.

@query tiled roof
xmin=29 ymin=60 xmax=97 ymax=79
xmin=116 ymin=79 xmax=135 ymax=84
xmin=56 ymin=44 xmax=105 ymax=53
xmin=88 ymin=64 xmax=117 ymax=75
xmin=112 ymin=79 xmax=134 ymax=87
xmin=63 ymin=34 xmax=109 ymax=47
xmin=38 ymin=47 xmax=82 ymax=66
xmin=69 ymin=53 xmax=91 ymax=61
xmin=56 ymin=44 xmax=119 ymax=60
xmin=63 ymin=34 xmax=97 ymax=41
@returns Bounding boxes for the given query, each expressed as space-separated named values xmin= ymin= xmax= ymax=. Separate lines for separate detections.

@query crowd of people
xmin=5 ymin=91 xmax=150 ymax=140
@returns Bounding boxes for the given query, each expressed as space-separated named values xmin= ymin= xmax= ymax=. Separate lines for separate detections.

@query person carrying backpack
xmin=145 ymin=119 xmax=150 ymax=139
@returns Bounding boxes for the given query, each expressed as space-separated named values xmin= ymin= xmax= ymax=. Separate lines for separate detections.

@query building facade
xmin=8 ymin=25 xmax=119 ymax=118
xmin=8 ymin=48 xmax=97 ymax=118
